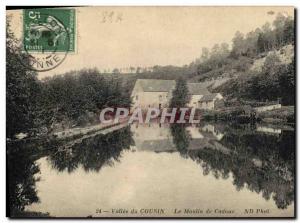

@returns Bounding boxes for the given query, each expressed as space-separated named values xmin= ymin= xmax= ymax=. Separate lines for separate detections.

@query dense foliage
xmin=170 ymin=78 xmax=190 ymax=108
xmin=7 ymin=20 xmax=131 ymax=137
xmin=191 ymin=127 xmax=294 ymax=209
xmin=48 ymin=126 xmax=133 ymax=172
xmin=196 ymin=13 xmax=294 ymax=75
xmin=194 ymin=13 xmax=295 ymax=105
xmin=38 ymin=69 xmax=131 ymax=130
xmin=217 ymin=57 xmax=295 ymax=105
xmin=7 ymin=141 xmax=41 ymax=216
xmin=6 ymin=20 xmax=41 ymax=138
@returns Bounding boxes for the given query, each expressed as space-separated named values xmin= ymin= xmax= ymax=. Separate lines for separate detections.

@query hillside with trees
xmin=124 ymin=13 xmax=295 ymax=105
xmin=109 ymin=13 xmax=294 ymax=106
xmin=189 ymin=13 xmax=294 ymax=105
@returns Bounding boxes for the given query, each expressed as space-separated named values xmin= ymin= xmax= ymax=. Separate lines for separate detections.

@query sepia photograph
xmin=6 ymin=6 xmax=295 ymax=218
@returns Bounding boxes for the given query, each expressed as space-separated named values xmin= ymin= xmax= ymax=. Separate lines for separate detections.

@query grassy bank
xmin=257 ymin=106 xmax=295 ymax=124
xmin=199 ymin=106 xmax=294 ymax=125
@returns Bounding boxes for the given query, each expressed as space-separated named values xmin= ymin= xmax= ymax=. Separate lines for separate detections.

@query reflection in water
xmin=187 ymin=126 xmax=294 ymax=210
xmin=8 ymin=122 xmax=294 ymax=217
xmin=7 ymin=141 xmax=43 ymax=217
xmin=48 ymin=126 xmax=133 ymax=173
xmin=131 ymin=122 xmax=294 ymax=210
xmin=170 ymin=124 xmax=190 ymax=156
xmin=8 ymin=126 xmax=133 ymax=217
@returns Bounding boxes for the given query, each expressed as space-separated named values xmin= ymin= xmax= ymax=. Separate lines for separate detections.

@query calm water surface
xmin=8 ymin=122 xmax=295 ymax=217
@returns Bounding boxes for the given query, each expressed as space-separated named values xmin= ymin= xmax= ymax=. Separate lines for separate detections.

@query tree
xmin=6 ymin=19 xmax=40 ymax=138
xmin=170 ymin=78 xmax=190 ymax=108
xmin=283 ymin=18 xmax=294 ymax=45
xmin=257 ymin=32 xmax=266 ymax=53
xmin=7 ymin=142 xmax=40 ymax=215
xmin=245 ymin=30 xmax=260 ymax=56
xmin=200 ymin=47 xmax=209 ymax=62
xmin=112 ymin=68 xmax=120 ymax=74
xmin=136 ymin=66 xmax=142 ymax=74
xmin=220 ymin=43 xmax=230 ymax=56
xmin=262 ymin=53 xmax=281 ymax=74
xmin=231 ymin=31 xmax=245 ymax=57
xmin=273 ymin=13 xmax=287 ymax=47
xmin=38 ymin=69 xmax=132 ymax=128
xmin=129 ymin=66 xmax=135 ymax=73
xmin=278 ymin=60 xmax=295 ymax=105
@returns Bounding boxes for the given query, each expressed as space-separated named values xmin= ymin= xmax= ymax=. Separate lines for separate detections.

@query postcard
xmin=6 ymin=6 xmax=295 ymax=218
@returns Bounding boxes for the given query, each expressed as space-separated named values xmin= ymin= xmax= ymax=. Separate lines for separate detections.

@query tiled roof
xmin=187 ymin=83 xmax=210 ymax=95
xmin=136 ymin=79 xmax=175 ymax=92
xmin=199 ymin=93 xmax=219 ymax=102
xmin=135 ymin=79 xmax=213 ymax=96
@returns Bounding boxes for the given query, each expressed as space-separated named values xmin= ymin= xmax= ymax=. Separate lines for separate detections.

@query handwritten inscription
xmin=101 ymin=11 xmax=123 ymax=23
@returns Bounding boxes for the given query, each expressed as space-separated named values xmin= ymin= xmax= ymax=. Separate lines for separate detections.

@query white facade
xmin=254 ymin=104 xmax=281 ymax=113
xmin=256 ymin=126 xmax=282 ymax=134
xmin=199 ymin=100 xmax=214 ymax=110
xmin=131 ymin=79 xmax=175 ymax=110
xmin=199 ymin=93 xmax=223 ymax=110
xmin=132 ymin=91 xmax=170 ymax=110
xmin=131 ymin=79 xmax=223 ymax=110
xmin=187 ymin=95 xmax=203 ymax=108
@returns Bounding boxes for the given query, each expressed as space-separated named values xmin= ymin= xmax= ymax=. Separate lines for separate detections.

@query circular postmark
xmin=19 ymin=12 xmax=72 ymax=72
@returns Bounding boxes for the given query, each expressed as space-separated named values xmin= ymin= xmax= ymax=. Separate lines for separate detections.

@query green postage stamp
xmin=23 ymin=8 xmax=75 ymax=52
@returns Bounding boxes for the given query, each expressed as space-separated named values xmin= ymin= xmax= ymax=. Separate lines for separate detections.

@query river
xmin=7 ymin=122 xmax=295 ymax=217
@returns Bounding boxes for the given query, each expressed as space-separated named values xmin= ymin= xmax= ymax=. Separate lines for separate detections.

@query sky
xmin=7 ymin=6 xmax=294 ymax=79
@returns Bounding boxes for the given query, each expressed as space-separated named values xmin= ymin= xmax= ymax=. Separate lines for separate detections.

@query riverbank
xmin=257 ymin=106 xmax=294 ymax=124
xmin=200 ymin=106 xmax=294 ymax=125
xmin=53 ymin=117 xmax=130 ymax=140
